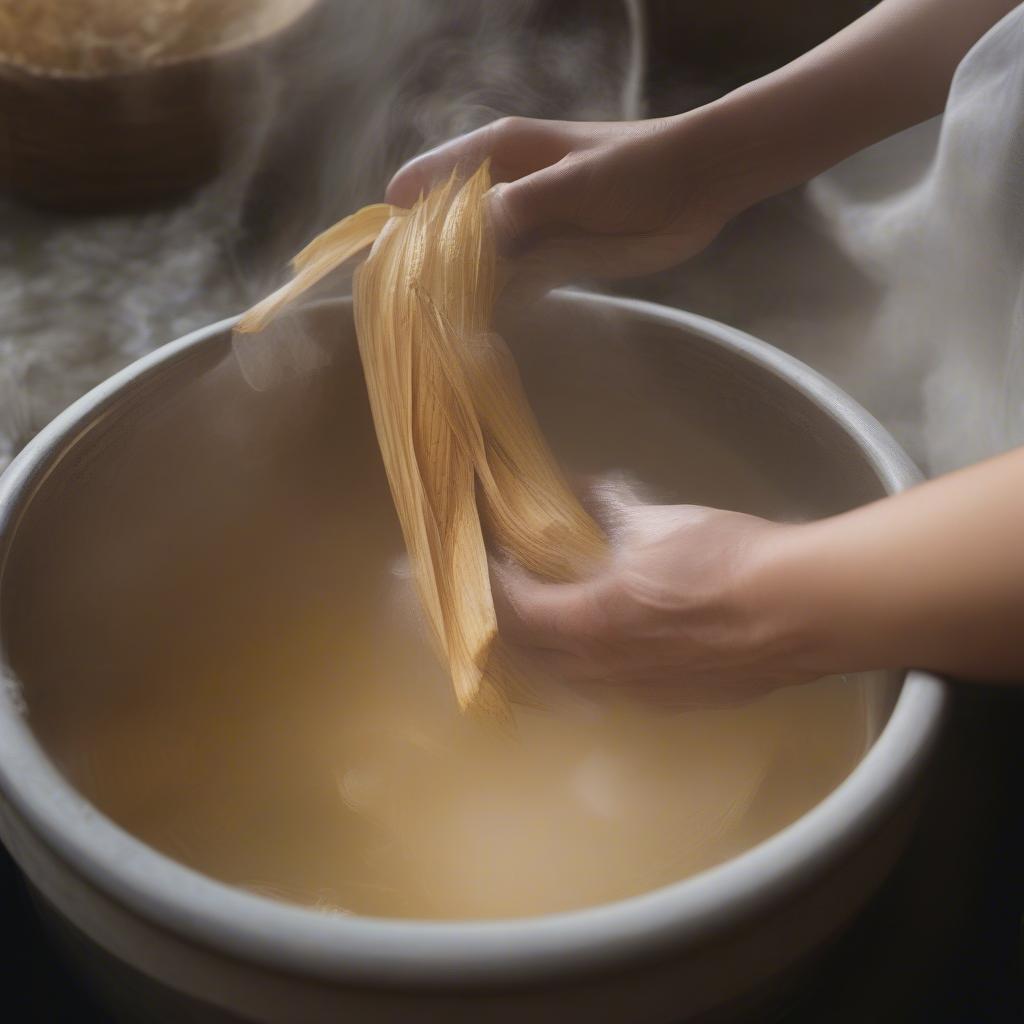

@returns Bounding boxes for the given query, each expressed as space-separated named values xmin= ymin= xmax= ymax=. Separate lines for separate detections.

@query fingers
xmin=506 ymin=638 xmax=779 ymax=711
xmin=486 ymin=154 xmax=588 ymax=251
xmin=491 ymin=559 xmax=789 ymax=710
xmin=385 ymin=117 xmax=576 ymax=209
xmin=387 ymin=118 xmax=590 ymax=256
xmin=514 ymin=228 xmax=695 ymax=285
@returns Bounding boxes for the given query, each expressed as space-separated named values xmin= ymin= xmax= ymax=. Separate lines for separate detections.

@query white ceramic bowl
xmin=0 ymin=292 xmax=947 ymax=1022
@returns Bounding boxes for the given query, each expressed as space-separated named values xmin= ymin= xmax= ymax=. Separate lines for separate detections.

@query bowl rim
xmin=0 ymin=290 xmax=948 ymax=988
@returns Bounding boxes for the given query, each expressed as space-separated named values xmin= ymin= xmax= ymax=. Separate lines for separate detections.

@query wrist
xmin=662 ymin=81 xmax=806 ymax=228
xmin=742 ymin=519 xmax=864 ymax=679
xmin=752 ymin=508 xmax=936 ymax=679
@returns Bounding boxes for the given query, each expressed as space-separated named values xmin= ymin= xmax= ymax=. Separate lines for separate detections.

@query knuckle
xmin=489 ymin=115 xmax=525 ymax=141
xmin=493 ymin=116 xmax=524 ymax=138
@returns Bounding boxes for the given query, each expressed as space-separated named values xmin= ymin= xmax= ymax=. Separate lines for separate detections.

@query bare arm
xmin=497 ymin=448 xmax=1024 ymax=706
xmin=388 ymin=1 xmax=1020 ymax=272
xmin=386 ymin=0 xmax=1024 ymax=699
xmin=768 ymin=446 xmax=1024 ymax=683
xmin=705 ymin=0 xmax=1022 ymax=217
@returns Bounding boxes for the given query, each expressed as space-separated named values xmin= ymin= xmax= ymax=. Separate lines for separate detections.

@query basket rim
xmin=0 ymin=0 xmax=322 ymax=82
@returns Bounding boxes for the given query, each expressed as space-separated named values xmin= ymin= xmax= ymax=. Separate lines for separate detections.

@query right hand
xmin=493 ymin=501 xmax=821 ymax=709
xmin=385 ymin=113 xmax=735 ymax=282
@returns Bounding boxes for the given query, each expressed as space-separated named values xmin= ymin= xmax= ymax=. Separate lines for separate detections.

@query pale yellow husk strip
xmin=237 ymin=164 xmax=606 ymax=713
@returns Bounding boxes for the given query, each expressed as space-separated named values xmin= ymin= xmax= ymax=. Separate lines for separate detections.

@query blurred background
xmin=0 ymin=0 xmax=877 ymax=474
xmin=0 ymin=1 xmax=1020 ymax=1021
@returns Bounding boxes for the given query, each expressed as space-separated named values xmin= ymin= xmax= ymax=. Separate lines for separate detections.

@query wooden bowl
xmin=0 ymin=0 xmax=323 ymax=213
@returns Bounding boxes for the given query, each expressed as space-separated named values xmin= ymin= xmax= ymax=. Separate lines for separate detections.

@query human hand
xmin=387 ymin=2 xmax=1020 ymax=287
xmin=385 ymin=113 xmax=735 ymax=281
xmin=494 ymin=500 xmax=820 ymax=709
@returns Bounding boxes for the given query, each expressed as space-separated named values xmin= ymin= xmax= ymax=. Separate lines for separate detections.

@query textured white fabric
xmin=663 ymin=4 xmax=1024 ymax=476
xmin=810 ymin=2 xmax=1024 ymax=473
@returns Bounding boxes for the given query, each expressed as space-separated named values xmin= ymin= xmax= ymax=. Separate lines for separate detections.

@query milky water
xmin=4 ymin=303 xmax=887 ymax=920
xmin=16 ymin=495 xmax=875 ymax=920
xmin=44 ymin=638 xmax=872 ymax=920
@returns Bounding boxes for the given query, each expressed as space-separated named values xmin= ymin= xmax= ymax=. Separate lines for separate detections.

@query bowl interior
xmin=0 ymin=293 xmax=900 ymax=920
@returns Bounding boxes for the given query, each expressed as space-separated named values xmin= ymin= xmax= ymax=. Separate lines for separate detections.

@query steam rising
xmin=634 ymin=6 xmax=1024 ymax=476
xmin=244 ymin=0 xmax=645 ymax=276
xmin=3 ymin=3 xmax=1020 ymax=479
xmin=0 ymin=0 xmax=641 ymax=471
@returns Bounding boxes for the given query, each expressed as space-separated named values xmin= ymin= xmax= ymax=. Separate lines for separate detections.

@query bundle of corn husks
xmin=238 ymin=164 xmax=607 ymax=715
xmin=0 ymin=0 xmax=260 ymax=74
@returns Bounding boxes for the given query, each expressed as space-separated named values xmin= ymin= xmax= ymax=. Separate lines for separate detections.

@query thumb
xmin=492 ymin=561 xmax=604 ymax=653
xmin=487 ymin=159 xmax=581 ymax=255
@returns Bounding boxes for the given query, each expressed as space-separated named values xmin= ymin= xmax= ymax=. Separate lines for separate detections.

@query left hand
xmin=386 ymin=113 xmax=736 ymax=282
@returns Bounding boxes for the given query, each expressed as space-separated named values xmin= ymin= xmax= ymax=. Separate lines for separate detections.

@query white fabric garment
xmin=653 ymin=3 xmax=1024 ymax=476
xmin=811 ymin=1 xmax=1024 ymax=473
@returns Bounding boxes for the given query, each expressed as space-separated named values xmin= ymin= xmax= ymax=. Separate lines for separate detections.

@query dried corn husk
xmin=237 ymin=164 xmax=607 ymax=713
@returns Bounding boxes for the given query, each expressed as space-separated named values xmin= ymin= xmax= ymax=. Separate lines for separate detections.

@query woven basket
xmin=0 ymin=0 xmax=323 ymax=213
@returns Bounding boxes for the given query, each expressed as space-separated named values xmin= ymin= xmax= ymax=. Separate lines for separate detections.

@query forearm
xmin=683 ymin=0 xmax=1020 ymax=217
xmin=767 ymin=447 xmax=1024 ymax=682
